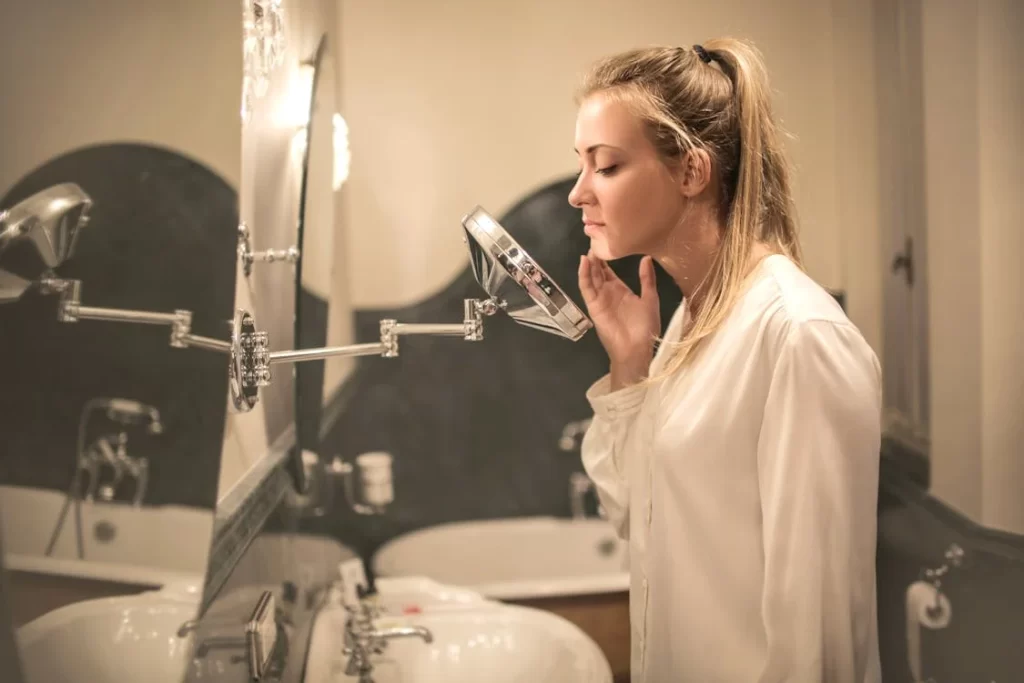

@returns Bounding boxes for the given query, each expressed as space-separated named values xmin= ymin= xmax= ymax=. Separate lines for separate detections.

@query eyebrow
xmin=573 ymin=143 xmax=624 ymax=155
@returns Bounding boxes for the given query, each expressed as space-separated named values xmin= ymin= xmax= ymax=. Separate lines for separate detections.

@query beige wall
xmin=0 ymin=1 xmax=240 ymax=197
xmin=924 ymin=0 xmax=1024 ymax=532
xmin=218 ymin=0 xmax=349 ymax=500
xmin=336 ymin=0 xmax=884 ymax=356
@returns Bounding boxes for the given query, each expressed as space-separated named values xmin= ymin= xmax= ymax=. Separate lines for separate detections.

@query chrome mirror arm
xmin=35 ymin=275 xmax=233 ymax=353
xmin=223 ymin=297 xmax=507 ymax=412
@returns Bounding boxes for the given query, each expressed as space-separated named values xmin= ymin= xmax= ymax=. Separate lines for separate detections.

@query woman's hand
xmin=578 ymin=253 xmax=660 ymax=390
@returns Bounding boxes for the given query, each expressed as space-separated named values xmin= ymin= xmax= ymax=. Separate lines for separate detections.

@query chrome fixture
xmin=3 ymin=188 xmax=592 ymax=416
xmin=569 ymin=472 xmax=606 ymax=521
xmin=342 ymin=594 xmax=433 ymax=683
xmin=44 ymin=398 xmax=163 ymax=559
xmin=237 ymin=221 xmax=299 ymax=277
xmin=188 ymin=590 xmax=279 ymax=681
xmin=221 ymin=206 xmax=593 ymax=412
xmin=559 ymin=417 xmax=593 ymax=451
xmin=921 ymin=543 xmax=965 ymax=619
xmin=241 ymin=0 xmax=287 ymax=122
xmin=0 ymin=182 xmax=90 ymax=303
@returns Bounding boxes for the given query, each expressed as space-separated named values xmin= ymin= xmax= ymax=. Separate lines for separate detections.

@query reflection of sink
xmin=305 ymin=578 xmax=612 ymax=683
xmin=17 ymin=589 xmax=198 ymax=683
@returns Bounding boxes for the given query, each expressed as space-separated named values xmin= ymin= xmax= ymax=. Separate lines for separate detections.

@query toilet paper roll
xmin=905 ymin=580 xmax=952 ymax=683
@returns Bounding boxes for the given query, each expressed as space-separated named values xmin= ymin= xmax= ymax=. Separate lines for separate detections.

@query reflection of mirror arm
xmin=37 ymin=276 xmax=233 ymax=353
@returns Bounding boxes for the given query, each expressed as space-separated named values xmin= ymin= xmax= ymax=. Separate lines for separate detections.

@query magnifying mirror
xmin=461 ymin=206 xmax=592 ymax=341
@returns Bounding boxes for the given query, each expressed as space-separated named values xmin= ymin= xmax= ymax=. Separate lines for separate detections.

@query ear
xmin=678 ymin=149 xmax=713 ymax=198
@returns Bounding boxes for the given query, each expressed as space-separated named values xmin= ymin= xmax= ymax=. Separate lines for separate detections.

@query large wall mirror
xmin=0 ymin=1 xmax=241 ymax=681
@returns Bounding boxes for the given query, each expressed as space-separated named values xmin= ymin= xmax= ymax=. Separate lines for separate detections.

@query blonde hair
xmin=577 ymin=39 xmax=803 ymax=379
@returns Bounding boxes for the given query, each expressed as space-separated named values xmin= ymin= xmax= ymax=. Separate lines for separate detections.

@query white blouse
xmin=582 ymin=254 xmax=883 ymax=683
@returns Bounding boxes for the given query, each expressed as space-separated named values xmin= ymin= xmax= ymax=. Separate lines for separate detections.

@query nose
xmin=568 ymin=173 xmax=589 ymax=208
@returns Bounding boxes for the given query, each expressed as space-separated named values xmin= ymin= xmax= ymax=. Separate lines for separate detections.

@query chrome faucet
xmin=559 ymin=418 xmax=593 ymax=451
xmin=81 ymin=432 xmax=150 ymax=505
xmin=569 ymin=471 xmax=606 ymax=520
xmin=342 ymin=597 xmax=433 ymax=683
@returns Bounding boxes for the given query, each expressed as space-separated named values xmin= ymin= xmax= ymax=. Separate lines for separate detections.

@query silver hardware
xmin=43 ymin=398 xmax=162 ymax=559
xmin=559 ymin=418 xmax=593 ymax=451
xmin=342 ymin=596 xmax=432 ymax=683
xmin=921 ymin=543 xmax=964 ymax=619
xmin=461 ymin=206 xmax=592 ymax=341
xmin=0 ymin=183 xmax=91 ymax=304
xmin=569 ymin=471 xmax=605 ymax=520
xmin=186 ymin=590 xmax=278 ymax=680
xmin=238 ymin=221 xmax=299 ymax=277
xmin=246 ymin=590 xmax=278 ymax=681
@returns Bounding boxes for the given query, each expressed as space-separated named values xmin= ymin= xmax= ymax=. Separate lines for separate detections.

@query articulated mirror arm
xmin=37 ymin=276 xmax=232 ymax=353
xmin=263 ymin=297 xmax=505 ymax=365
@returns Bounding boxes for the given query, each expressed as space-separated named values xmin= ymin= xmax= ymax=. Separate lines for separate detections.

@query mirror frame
xmin=288 ymin=33 xmax=331 ymax=496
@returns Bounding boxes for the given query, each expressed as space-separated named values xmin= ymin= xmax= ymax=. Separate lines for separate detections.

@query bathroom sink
xmin=305 ymin=578 xmax=612 ymax=683
xmin=17 ymin=588 xmax=199 ymax=683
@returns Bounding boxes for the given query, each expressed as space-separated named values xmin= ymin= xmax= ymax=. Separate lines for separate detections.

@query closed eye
xmin=596 ymin=165 xmax=619 ymax=176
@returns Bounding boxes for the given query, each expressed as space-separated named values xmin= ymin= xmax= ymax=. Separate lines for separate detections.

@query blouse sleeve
xmin=755 ymin=319 xmax=882 ymax=683
xmin=580 ymin=374 xmax=649 ymax=540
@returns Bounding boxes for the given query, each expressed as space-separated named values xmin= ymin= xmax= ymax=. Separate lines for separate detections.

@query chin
xmin=588 ymin=235 xmax=618 ymax=261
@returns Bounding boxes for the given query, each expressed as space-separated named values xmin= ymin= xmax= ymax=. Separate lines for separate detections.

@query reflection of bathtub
xmin=0 ymin=484 xmax=210 ymax=586
xmin=372 ymin=517 xmax=629 ymax=600
xmin=372 ymin=517 xmax=632 ymax=681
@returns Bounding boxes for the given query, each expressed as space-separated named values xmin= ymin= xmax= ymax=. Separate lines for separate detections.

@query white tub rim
xmin=372 ymin=515 xmax=630 ymax=601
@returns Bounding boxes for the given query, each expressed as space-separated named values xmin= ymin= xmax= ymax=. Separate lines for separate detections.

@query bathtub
xmin=0 ymin=484 xmax=210 ymax=587
xmin=372 ymin=516 xmax=632 ymax=681
xmin=372 ymin=516 xmax=629 ymax=600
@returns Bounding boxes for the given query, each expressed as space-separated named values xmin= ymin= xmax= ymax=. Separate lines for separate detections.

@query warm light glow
xmin=333 ymin=113 xmax=351 ymax=191
xmin=280 ymin=64 xmax=315 ymax=130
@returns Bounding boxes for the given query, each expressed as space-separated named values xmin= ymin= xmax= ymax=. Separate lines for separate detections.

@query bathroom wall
xmin=335 ymin=0 xmax=883 ymax=355
xmin=921 ymin=0 xmax=1024 ymax=534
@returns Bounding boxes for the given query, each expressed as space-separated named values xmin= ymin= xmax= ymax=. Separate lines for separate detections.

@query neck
xmin=652 ymin=203 xmax=724 ymax=315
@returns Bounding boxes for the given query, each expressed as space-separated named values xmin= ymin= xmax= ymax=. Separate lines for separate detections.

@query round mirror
xmin=291 ymin=34 xmax=338 ymax=494
xmin=462 ymin=206 xmax=592 ymax=341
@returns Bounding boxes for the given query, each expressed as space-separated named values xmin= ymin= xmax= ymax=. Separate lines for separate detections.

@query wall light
xmin=241 ymin=0 xmax=287 ymax=123
xmin=333 ymin=113 xmax=351 ymax=191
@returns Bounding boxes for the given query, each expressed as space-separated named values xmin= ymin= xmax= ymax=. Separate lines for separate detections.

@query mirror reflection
xmin=0 ymin=1 xmax=240 ymax=682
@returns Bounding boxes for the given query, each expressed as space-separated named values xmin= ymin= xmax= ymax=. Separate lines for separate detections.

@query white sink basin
xmin=17 ymin=589 xmax=199 ymax=683
xmin=305 ymin=578 xmax=612 ymax=683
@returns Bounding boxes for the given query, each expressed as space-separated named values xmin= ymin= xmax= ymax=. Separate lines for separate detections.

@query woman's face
xmin=569 ymin=92 xmax=688 ymax=261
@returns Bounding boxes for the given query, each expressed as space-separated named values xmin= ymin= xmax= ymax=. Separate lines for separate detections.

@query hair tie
xmin=693 ymin=44 xmax=712 ymax=64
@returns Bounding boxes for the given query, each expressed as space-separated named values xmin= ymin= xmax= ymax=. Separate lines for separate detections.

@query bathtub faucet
xmin=343 ymin=599 xmax=433 ymax=682
xmin=80 ymin=432 xmax=150 ymax=506
xmin=569 ymin=472 xmax=606 ymax=520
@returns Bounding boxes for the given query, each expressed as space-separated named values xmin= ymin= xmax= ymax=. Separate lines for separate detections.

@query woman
xmin=573 ymin=40 xmax=882 ymax=682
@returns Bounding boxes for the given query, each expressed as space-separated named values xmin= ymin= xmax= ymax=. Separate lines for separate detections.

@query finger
xmin=639 ymin=256 xmax=659 ymax=305
xmin=578 ymin=255 xmax=596 ymax=303
xmin=587 ymin=252 xmax=605 ymax=284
